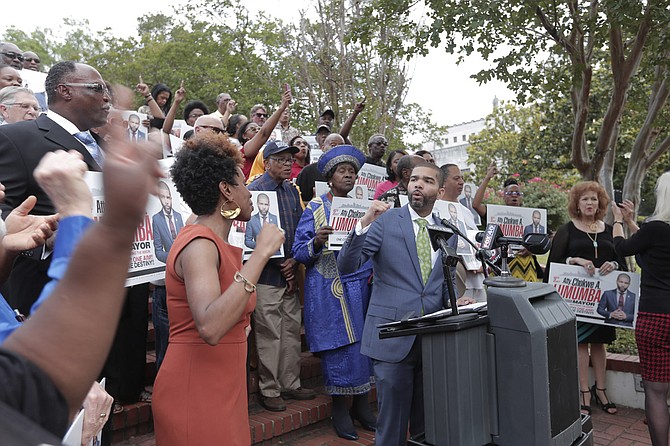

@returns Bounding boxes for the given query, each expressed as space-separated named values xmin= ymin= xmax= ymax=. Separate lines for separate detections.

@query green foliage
xmin=522 ymin=178 xmax=570 ymax=232
xmin=607 ymin=328 xmax=638 ymax=356
xmin=467 ymin=101 xmax=580 ymax=188
xmin=1 ymin=0 xmax=445 ymax=153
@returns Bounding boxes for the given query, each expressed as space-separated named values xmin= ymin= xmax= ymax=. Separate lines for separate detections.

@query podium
xmin=380 ymin=283 xmax=593 ymax=446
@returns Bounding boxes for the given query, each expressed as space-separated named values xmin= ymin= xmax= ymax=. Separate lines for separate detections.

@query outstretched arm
xmin=2 ymin=143 xmax=163 ymax=418
xmin=136 ymin=76 xmax=165 ymax=119
xmin=472 ymin=162 xmax=497 ymax=218
xmin=339 ymin=98 xmax=365 ymax=144
xmin=243 ymin=89 xmax=292 ymax=160
xmin=162 ymin=81 xmax=186 ymax=137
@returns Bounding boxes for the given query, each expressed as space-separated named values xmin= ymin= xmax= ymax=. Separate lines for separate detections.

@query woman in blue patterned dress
xmin=293 ymin=145 xmax=376 ymax=441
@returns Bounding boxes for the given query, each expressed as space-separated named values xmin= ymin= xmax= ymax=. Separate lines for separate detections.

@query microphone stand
xmin=442 ymin=219 xmax=502 ymax=277
xmin=434 ymin=236 xmax=461 ymax=316
xmin=428 ymin=226 xmax=479 ymax=322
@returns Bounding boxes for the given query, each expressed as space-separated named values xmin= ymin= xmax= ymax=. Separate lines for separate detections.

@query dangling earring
xmin=220 ymin=200 xmax=241 ymax=219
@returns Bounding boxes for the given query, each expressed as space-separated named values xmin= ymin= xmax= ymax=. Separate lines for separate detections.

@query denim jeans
xmin=152 ymin=285 xmax=169 ymax=370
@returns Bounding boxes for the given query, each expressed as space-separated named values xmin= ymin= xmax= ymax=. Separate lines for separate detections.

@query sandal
xmin=591 ymin=385 xmax=617 ymax=414
xmin=113 ymin=402 xmax=124 ymax=415
xmin=139 ymin=390 xmax=152 ymax=403
xmin=580 ymin=390 xmax=591 ymax=415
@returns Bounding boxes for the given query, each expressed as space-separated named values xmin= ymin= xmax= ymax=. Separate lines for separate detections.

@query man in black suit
xmin=0 ymin=61 xmax=146 ymax=444
xmin=0 ymin=61 xmax=109 ymax=314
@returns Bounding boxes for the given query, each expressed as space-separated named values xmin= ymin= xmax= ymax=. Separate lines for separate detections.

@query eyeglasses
xmin=1 ymin=52 xmax=24 ymax=62
xmin=8 ymin=103 xmax=42 ymax=112
xmin=254 ymin=113 xmax=268 ymax=119
xmin=199 ymin=125 xmax=223 ymax=134
xmin=24 ymin=57 xmax=40 ymax=64
xmin=269 ymin=157 xmax=295 ymax=165
xmin=372 ymin=140 xmax=388 ymax=146
xmin=504 ymin=191 xmax=524 ymax=197
xmin=61 ymin=82 xmax=110 ymax=95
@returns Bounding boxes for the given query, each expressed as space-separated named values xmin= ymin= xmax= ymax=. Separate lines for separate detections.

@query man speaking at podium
xmin=338 ymin=162 xmax=474 ymax=445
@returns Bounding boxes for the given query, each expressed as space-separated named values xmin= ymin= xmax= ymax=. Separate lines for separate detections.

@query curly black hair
xmin=170 ymin=133 xmax=243 ymax=216
xmin=183 ymin=100 xmax=209 ymax=122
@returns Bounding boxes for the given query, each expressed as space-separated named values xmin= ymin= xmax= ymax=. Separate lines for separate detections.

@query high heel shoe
xmin=580 ymin=389 xmax=591 ymax=415
xmin=350 ymin=408 xmax=376 ymax=431
xmin=331 ymin=396 xmax=358 ymax=440
xmin=591 ymin=385 xmax=617 ymax=415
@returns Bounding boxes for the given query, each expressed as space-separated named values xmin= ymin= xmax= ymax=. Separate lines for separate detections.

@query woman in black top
xmin=612 ymin=172 xmax=670 ymax=446
xmin=546 ymin=181 xmax=625 ymax=416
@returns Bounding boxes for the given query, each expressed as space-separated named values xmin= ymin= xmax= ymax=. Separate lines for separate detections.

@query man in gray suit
xmin=337 ymin=163 xmax=474 ymax=445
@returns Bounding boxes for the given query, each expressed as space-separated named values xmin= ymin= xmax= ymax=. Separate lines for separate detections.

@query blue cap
xmin=263 ymin=140 xmax=299 ymax=159
xmin=317 ymin=145 xmax=367 ymax=176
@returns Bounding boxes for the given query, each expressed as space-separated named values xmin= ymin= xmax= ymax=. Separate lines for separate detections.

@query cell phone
xmin=613 ymin=189 xmax=623 ymax=206
xmin=283 ymin=83 xmax=291 ymax=94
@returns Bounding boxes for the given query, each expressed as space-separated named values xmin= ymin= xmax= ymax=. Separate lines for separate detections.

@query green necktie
xmin=415 ymin=218 xmax=432 ymax=284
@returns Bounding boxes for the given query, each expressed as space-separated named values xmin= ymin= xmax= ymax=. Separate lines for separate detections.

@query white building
xmin=419 ymin=97 xmax=498 ymax=172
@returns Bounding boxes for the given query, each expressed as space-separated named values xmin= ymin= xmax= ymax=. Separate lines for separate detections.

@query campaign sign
xmin=328 ymin=197 xmax=372 ymax=250
xmin=548 ymin=263 xmax=640 ymax=329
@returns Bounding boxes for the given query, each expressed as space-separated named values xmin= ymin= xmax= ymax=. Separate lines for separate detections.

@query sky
xmin=0 ymin=0 xmax=515 ymax=127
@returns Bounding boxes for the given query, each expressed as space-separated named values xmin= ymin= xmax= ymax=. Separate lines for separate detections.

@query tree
xmin=352 ymin=0 xmax=670 ymax=217
xmin=2 ymin=0 xmax=446 ymax=153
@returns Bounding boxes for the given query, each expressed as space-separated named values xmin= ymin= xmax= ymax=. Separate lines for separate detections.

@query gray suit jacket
xmin=152 ymin=210 xmax=185 ymax=263
xmin=337 ymin=205 xmax=450 ymax=363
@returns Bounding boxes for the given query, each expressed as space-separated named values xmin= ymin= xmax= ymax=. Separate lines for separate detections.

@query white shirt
xmin=46 ymin=110 xmax=103 ymax=161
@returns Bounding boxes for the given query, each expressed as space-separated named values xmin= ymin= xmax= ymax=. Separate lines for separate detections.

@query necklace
xmin=585 ymin=230 xmax=599 ymax=259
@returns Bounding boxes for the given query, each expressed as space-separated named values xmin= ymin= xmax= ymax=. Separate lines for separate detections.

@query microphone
xmin=440 ymin=218 xmax=468 ymax=241
xmin=475 ymin=223 xmax=551 ymax=254
xmin=427 ymin=224 xmax=454 ymax=253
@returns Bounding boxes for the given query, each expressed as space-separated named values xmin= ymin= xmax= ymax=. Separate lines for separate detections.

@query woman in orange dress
xmin=153 ymin=133 xmax=284 ymax=446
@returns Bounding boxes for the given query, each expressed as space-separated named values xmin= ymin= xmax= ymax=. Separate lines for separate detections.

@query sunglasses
xmin=199 ymin=125 xmax=223 ymax=134
xmin=1 ymin=52 xmax=24 ymax=62
xmin=504 ymin=191 xmax=524 ymax=197
xmin=254 ymin=113 xmax=268 ymax=118
xmin=24 ymin=57 xmax=40 ymax=63
xmin=61 ymin=82 xmax=110 ymax=95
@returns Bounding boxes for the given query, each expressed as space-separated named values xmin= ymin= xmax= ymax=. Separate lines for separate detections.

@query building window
xmin=453 ymin=136 xmax=457 ymax=143
xmin=462 ymin=135 xmax=467 ymax=141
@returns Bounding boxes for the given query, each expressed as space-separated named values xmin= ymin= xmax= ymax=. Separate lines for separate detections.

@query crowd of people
xmin=0 ymin=42 xmax=669 ymax=446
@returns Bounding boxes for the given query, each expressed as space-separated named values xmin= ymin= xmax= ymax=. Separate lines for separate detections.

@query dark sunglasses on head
xmin=1 ymin=52 xmax=24 ymax=62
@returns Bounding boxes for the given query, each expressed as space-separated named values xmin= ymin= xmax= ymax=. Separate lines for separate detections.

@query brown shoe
xmin=281 ymin=387 xmax=316 ymax=400
xmin=261 ymin=396 xmax=286 ymax=412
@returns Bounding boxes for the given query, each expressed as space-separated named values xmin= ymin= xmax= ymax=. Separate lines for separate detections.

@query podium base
xmin=407 ymin=413 xmax=593 ymax=446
